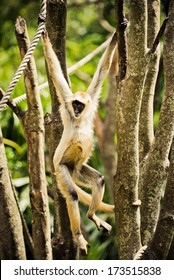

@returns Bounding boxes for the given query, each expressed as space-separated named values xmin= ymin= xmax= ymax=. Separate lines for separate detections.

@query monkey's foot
xmin=74 ymin=234 xmax=89 ymax=255
xmin=87 ymin=213 xmax=112 ymax=234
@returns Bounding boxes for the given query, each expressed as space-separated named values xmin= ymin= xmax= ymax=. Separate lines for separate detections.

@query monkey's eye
xmin=72 ymin=100 xmax=85 ymax=116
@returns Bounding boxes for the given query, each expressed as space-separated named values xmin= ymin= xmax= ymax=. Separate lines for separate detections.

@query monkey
xmin=42 ymin=31 xmax=117 ymax=255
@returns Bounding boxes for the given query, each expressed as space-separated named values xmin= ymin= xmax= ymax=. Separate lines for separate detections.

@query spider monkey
xmin=42 ymin=31 xmax=117 ymax=255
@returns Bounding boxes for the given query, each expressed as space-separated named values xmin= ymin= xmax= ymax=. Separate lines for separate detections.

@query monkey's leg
xmin=55 ymin=163 xmax=88 ymax=254
xmin=74 ymin=184 xmax=114 ymax=212
xmin=73 ymin=164 xmax=112 ymax=234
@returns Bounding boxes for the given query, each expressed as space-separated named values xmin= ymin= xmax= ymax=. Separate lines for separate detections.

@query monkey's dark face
xmin=72 ymin=100 xmax=85 ymax=117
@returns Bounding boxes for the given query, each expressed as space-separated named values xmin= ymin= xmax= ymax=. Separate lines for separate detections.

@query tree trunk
xmin=15 ymin=17 xmax=52 ymax=260
xmin=142 ymin=138 xmax=174 ymax=259
xmin=114 ymin=0 xmax=147 ymax=259
xmin=140 ymin=0 xmax=174 ymax=245
xmin=0 ymin=127 xmax=26 ymax=259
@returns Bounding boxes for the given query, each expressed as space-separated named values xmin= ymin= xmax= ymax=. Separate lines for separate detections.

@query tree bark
xmin=140 ymin=0 xmax=174 ymax=245
xmin=15 ymin=17 xmax=52 ymax=260
xmin=167 ymin=237 xmax=174 ymax=260
xmin=114 ymin=0 xmax=147 ymax=259
xmin=115 ymin=0 xmax=127 ymax=80
xmin=0 ymin=127 xmax=26 ymax=259
xmin=141 ymin=138 xmax=174 ymax=259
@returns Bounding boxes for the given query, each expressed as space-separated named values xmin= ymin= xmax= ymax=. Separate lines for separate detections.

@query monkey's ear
xmin=42 ymin=32 xmax=73 ymax=104
xmin=87 ymin=31 xmax=117 ymax=104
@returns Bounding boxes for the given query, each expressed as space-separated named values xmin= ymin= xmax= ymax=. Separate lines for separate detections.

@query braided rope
xmin=10 ymin=35 xmax=112 ymax=107
xmin=68 ymin=36 xmax=111 ymax=74
xmin=0 ymin=0 xmax=46 ymax=112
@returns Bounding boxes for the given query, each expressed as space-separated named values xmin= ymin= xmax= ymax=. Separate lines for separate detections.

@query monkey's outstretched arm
xmin=42 ymin=32 xmax=73 ymax=104
xmin=87 ymin=31 xmax=117 ymax=105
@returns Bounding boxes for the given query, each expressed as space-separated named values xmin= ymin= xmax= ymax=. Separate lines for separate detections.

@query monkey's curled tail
xmin=75 ymin=185 xmax=114 ymax=213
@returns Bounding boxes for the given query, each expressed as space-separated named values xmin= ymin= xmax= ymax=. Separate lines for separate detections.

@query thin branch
xmin=148 ymin=17 xmax=169 ymax=55
xmin=0 ymin=88 xmax=25 ymax=121
xmin=115 ymin=0 xmax=127 ymax=80
xmin=139 ymin=0 xmax=160 ymax=162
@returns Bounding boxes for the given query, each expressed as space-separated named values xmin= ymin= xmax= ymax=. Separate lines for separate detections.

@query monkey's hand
xmin=87 ymin=213 xmax=112 ymax=234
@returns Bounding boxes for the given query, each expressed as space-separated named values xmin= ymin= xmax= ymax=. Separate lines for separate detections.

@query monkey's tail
xmin=74 ymin=185 xmax=114 ymax=213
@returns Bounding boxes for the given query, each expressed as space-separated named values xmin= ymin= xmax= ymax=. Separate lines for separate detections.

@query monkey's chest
xmin=62 ymin=136 xmax=93 ymax=169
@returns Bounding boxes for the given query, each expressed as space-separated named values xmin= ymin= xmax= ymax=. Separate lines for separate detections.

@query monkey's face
xmin=68 ymin=91 xmax=92 ymax=119
xmin=72 ymin=100 xmax=85 ymax=117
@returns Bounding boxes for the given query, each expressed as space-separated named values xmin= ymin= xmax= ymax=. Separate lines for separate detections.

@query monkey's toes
xmin=89 ymin=214 xmax=112 ymax=234
xmin=75 ymin=234 xmax=89 ymax=255
xmin=100 ymin=220 xmax=112 ymax=235
xmin=79 ymin=242 xmax=89 ymax=256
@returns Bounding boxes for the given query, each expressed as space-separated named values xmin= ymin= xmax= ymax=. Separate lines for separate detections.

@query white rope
xmin=0 ymin=0 xmax=113 ymax=111
xmin=11 ymin=35 xmax=111 ymax=106
xmin=0 ymin=0 xmax=46 ymax=112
